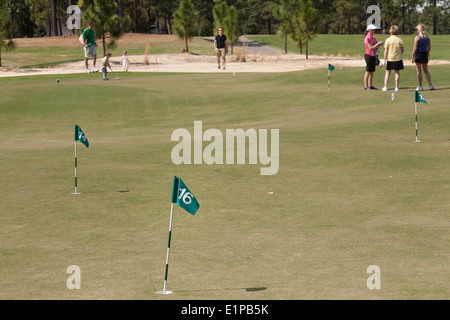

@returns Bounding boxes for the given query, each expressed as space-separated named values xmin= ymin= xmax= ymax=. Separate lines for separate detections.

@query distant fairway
xmin=0 ymin=65 xmax=449 ymax=299
xmin=246 ymin=34 xmax=450 ymax=60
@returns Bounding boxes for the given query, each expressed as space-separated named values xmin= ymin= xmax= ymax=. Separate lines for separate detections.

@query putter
xmin=111 ymin=68 xmax=120 ymax=80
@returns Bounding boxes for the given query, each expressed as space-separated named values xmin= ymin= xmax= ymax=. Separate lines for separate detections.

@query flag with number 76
xmin=171 ymin=176 xmax=200 ymax=215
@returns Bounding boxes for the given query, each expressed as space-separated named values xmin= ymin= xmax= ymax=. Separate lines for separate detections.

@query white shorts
xmin=84 ymin=45 xmax=97 ymax=58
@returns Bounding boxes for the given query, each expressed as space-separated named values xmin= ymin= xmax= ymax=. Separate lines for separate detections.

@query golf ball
xmin=391 ymin=93 xmax=395 ymax=100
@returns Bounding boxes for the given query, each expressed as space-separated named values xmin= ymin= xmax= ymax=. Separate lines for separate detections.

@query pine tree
xmin=273 ymin=0 xmax=297 ymax=53
xmin=0 ymin=0 xmax=16 ymax=67
xmin=173 ymin=0 xmax=198 ymax=52
xmin=80 ymin=0 xmax=130 ymax=57
xmin=297 ymin=0 xmax=319 ymax=59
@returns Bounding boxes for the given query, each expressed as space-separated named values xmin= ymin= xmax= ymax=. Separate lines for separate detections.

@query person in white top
xmin=120 ymin=50 xmax=130 ymax=72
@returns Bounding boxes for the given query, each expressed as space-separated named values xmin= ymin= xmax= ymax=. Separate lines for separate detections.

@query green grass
xmin=0 ymin=65 xmax=449 ymax=300
xmin=246 ymin=34 xmax=450 ymax=60
xmin=1 ymin=35 xmax=214 ymax=68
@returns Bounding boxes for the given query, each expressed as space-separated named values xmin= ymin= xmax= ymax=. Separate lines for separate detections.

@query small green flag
xmin=74 ymin=125 xmax=89 ymax=148
xmin=415 ymin=91 xmax=428 ymax=104
xmin=171 ymin=176 xmax=200 ymax=215
xmin=328 ymin=64 xmax=335 ymax=71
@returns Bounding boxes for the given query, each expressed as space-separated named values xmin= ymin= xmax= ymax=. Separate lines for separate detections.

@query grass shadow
xmin=175 ymin=287 xmax=267 ymax=293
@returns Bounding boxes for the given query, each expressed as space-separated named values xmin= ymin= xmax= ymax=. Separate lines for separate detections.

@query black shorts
xmin=414 ymin=52 xmax=429 ymax=64
xmin=386 ymin=60 xmax=404 ymax=71
xmin=365 ymin=54 xmax=376 ymax=72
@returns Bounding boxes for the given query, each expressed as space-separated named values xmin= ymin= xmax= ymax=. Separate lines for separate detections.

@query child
xmin=382 ymin=25 xmax=404 ymax=92
xmin=102 ymin=52 xmax=113 ymax=80
xmin=120 ymin=50 xmax=130 ymax=72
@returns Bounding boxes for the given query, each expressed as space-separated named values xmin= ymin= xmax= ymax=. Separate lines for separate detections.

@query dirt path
xmin=203 ymin=36 xmax=284 ymax=55
xmin=235 ymin=36 xmax=284 ymax=54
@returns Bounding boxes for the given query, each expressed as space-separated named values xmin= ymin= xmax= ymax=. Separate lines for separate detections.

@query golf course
xmin=0 ymin=34 xmax=449 ymax=301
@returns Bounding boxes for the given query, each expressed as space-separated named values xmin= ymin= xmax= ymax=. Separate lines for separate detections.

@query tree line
xmin=1 ymin=0 xmax=449 ymax=39
xmin=1 ymin=0 xmax=449 ymax=65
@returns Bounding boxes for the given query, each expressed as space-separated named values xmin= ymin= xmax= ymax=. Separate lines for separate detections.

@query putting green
xmin=0 ymin=65 xmax=448 ymax=299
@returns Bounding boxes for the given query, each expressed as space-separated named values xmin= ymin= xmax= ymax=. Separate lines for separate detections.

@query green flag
xmin=415 ymin=91 xmax=427 ymax=104
xmin=328 ymin=64 xmax=335 ymax=71
xmin=74 ymin=125 xmax=89 ymax=148
xmin=171 ymin=176 xmax=200 ymax=215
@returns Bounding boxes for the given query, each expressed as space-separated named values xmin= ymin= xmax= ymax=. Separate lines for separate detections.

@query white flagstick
xmin=72 ymin=141 xmax=80 ymax=194
xmin=328 ymin=69 xmax=330 ymax=90
xmin=156 ymin=202 xmax=174 ymax=294
xmin=415 ymin=102 xmax=420 ymax=142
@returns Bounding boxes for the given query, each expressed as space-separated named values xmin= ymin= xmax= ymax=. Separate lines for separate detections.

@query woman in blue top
xmin=411 ymin=24 xmax=435 ymax=91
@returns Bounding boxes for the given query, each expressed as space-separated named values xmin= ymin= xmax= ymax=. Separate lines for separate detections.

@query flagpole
xmin=72 ymin=141 xmax=80 ymax=194
xmin=156 ymin=202 xmax=174 ymax=295
xmin=328 ymin=69 xmax=330 ymax=90
xmin=415 ymin=101 xmax=420 ymax=143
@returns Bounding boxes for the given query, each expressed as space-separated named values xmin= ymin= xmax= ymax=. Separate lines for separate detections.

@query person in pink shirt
xmin=364 ymin=24 xmax=384 ymax=90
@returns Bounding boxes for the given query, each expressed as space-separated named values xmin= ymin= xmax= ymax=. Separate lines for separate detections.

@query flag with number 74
xmin=171 ymin=176 xmax=200 ymax=215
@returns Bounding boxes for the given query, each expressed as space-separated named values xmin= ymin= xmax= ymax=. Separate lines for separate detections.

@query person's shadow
xmin=399 ymin=86 xmax=449 ymax=91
